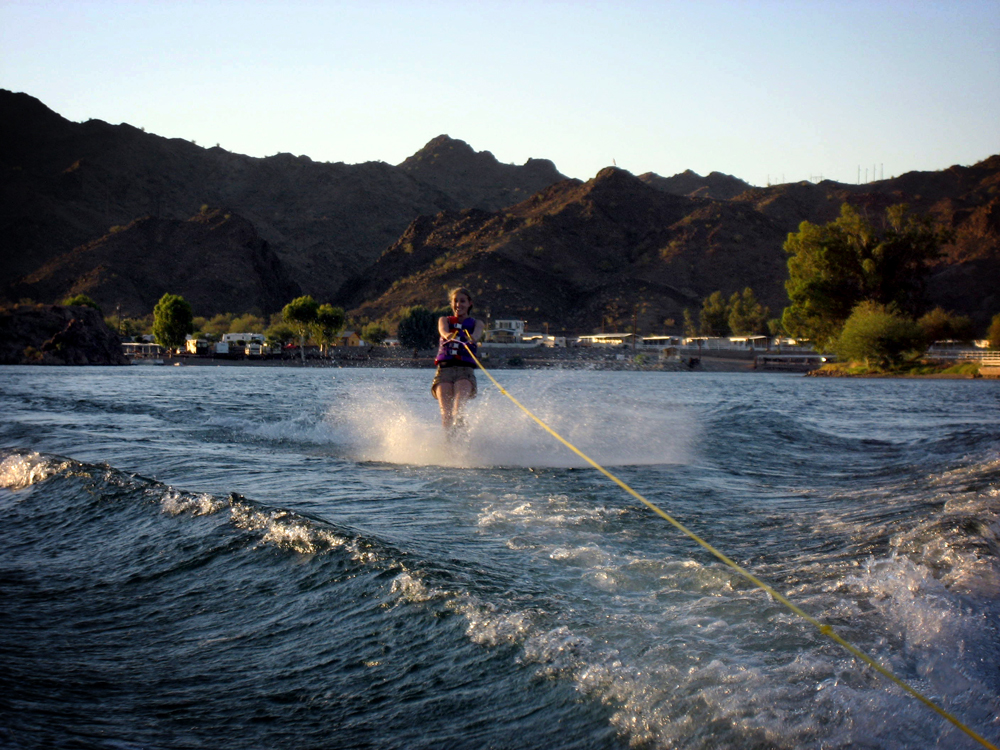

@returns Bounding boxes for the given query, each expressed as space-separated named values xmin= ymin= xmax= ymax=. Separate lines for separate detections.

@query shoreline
xmin=126 ymin=353 xmax=998 ymax=378
xmin=148 ymin=350 xmax=763 ymax=373
xmin=808 ymin=363 xmax=998 ymax=380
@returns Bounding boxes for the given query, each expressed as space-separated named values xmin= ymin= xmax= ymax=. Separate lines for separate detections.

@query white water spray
xmin=327 ymin=373 xmax=696 ymax=468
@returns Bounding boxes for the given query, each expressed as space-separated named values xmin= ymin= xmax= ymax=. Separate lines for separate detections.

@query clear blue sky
xmin=2 ymin=0 xmax=998 ymax=186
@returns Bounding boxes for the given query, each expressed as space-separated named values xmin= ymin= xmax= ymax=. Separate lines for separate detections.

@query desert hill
xmin=638 ymin=169 xmax=752 ymax=200
xmin=1 ymin=90 xmax=565 ymax=313
xmin=399 ymin=134 xmax=564 ymax=211
xmin=14 ymin=208 xmax=301 ymax=318
xmin=3 ymin=90 xmax=998 ymax=331
xmin=346 ymin=167 xmax=792 ymax=333
xmin=348 ymin=157 xmax=1000 ymax=333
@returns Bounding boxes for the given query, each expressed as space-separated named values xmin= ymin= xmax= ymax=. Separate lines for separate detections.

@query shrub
xmin=361 ymin=323 xmax=389 ymax=346
xmin=396 ymin=306 xmax=439 ymax=350
xmin=834 ymin=302 xmax=922 ymax=369
xmin=229 ymin=313 xmax=267 ymax=334
xmin=265 ymin=322 xmax=297 ymax=347
xmin=62 ymin=294 xmax=102 ymax=313
xmin=917 ymin=307 xmax=974 ymax=344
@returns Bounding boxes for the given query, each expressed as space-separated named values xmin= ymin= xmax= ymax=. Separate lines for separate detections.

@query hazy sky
xmin=2 ymin=0 xmax=998 ymax=186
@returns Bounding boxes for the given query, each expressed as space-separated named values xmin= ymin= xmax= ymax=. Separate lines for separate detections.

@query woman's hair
xmin=449 ymin=287 xmax=474 ymax=314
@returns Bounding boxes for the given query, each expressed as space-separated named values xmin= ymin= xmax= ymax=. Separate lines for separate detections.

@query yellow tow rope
xmin=461 ymin=342 xmax=997 ymax=750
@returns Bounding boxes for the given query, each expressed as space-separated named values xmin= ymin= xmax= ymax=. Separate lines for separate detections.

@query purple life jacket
xmin=434 ymin=317 xmax=478 ymax=366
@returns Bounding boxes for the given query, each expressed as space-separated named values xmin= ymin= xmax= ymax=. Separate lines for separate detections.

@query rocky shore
xmin=0 ymin=303 xmax=127 ymax=365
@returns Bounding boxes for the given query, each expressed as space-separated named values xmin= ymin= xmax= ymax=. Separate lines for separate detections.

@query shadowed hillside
xmin=3 ymin=90 xmax=997 ymax=330
xmin=12 ymin=208 xmax=301 ymax=317
xmin=348 ymin=157 xmax=1000 ymax=333
xmin=346 ymin=168 xmax=791 ymax=333
xmin=0 ymin=90 xmax=565 ymax=309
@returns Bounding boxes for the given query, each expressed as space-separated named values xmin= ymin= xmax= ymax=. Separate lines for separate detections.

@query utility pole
xmin=632 ymin=307 xmax=638 ymax=354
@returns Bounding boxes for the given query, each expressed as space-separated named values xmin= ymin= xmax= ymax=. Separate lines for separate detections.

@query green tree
xmin=120 ymin=315 xmax=152 ymax=340
xmin=361 ymin=322 xmax=389 ymax=346
xmin=200 ymin=313 xmax=235 ymax=338
xmin=152 ymin=293 xmax=194 ymax=353
xmin=988 ymin=313 xmax=1000 ymax=350
xmin=62 ymin=294 xmax=102 ymax=313
xmin=682 ymin=308 xmax=698 ymax=338
xmin=916 ymin=307 xmax=974 ymax=344
xmin=699 ymin=291 xmax=730 ymax=336
xmin=313 ymin=304 xmax=346 ymax=356
xmin=834 ymin=302 xmax=923 ymax=369
xmin=727 ymin=287 xmax=770 ymax=335
xmin=229 ymin=313 xmax=267 ymax=334
xmin=396 ymin=306 xmax=439 ymax=350
xmin=264 ymin=322 xmax=297 ymax=348
xmin=782 ymin=203 xmax=948 ymax=349
xmin=283 ymin=296 xmax=319 ymax=364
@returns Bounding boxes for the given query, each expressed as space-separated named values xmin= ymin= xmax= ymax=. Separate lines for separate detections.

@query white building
xmin=641 ymin=335 xmax=683 ymax=348
xmin=221 ymin=332 xmax=265 ymax=345
xmin=123 ymin=341 xmax=164 ymax=358
xmin=485 ymin=319 xmax=526 ymax=343
xmin=575 ymin=333 xmax=635 ymax=347
xmin=217 ymin=332 xmax=267 ymax=356
xmin=523 ymin=333 xmax=567 ymax=347
xmin=682 ymin=336 xmax=770 ymax=350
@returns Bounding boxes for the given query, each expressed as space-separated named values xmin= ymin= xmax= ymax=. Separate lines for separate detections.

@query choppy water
xmin=1 ymin=365 xmax=998 ymax=749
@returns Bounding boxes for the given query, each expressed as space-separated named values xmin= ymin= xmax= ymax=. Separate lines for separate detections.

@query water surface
xmin=1 ymin=366 xmax=998 ymax=749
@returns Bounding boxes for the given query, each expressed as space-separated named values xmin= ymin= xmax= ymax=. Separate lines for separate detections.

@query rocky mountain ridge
xmin=15 ymin=208 xmax=301 ymax=318
xmin=347 ymin=168 xmax=796 ymax=333
xmin=347 ymin=154 xmax=998 ymax=333
xmin=1 ymin=90 xmax=565 ymax=314
xmin=3 ymin=90 xmax=997 ymax=331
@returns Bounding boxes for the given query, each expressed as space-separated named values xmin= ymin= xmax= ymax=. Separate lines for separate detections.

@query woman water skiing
xmin=431 ymin=287 xmax=484 ymax=434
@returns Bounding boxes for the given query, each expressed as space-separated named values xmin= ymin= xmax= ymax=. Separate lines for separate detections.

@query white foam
xmin=160 ymin=490 xmax=226 ymax=517
xmin=390 ymin=571 xmax=440 ymax=603
xmin=385 ymin=547 xmax=994 ymax=749
xmin=227 ymin=500 xmax=356 ymax=557
xmin=326 ymin=377 xmax=694 ymax=468
xmin=0 ymin=452 xmax=70 ymax=490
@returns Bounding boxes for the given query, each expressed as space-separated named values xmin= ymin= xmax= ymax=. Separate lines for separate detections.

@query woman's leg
xmin=452 ymin=379 xmax=473 ymax=426
xmin=436 ymin=381 xmax=455 ymax=429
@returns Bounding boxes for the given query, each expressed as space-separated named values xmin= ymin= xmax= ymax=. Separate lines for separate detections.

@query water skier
xmin=431 ymin=287 xmax=484 ymax=435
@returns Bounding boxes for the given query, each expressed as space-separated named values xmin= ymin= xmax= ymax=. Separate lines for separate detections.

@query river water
xmin=1 ymin=365 xmax=998 ymax=749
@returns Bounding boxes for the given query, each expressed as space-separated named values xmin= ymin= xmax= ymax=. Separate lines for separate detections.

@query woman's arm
xmin=438 ymin=316 xmax=452 ymax=338
xmin=471 ymin=319 xmax=485 ymax=342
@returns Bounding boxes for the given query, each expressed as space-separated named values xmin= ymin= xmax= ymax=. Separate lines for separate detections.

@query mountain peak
xmin=398 ymin=135 xmax=566 ymax=212
xmin=639 ymin=169 xmax=752 ymax=200
xmin=398 ymin=135 xmax=488 ymax=170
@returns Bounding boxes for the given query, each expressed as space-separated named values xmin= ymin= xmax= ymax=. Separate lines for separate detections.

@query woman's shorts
xmin=431 ymin=366 xmax=477 ymax=399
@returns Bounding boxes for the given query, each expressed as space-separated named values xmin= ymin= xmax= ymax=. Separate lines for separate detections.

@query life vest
xmin=434 ymin=317 xmax=478 ymax=366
